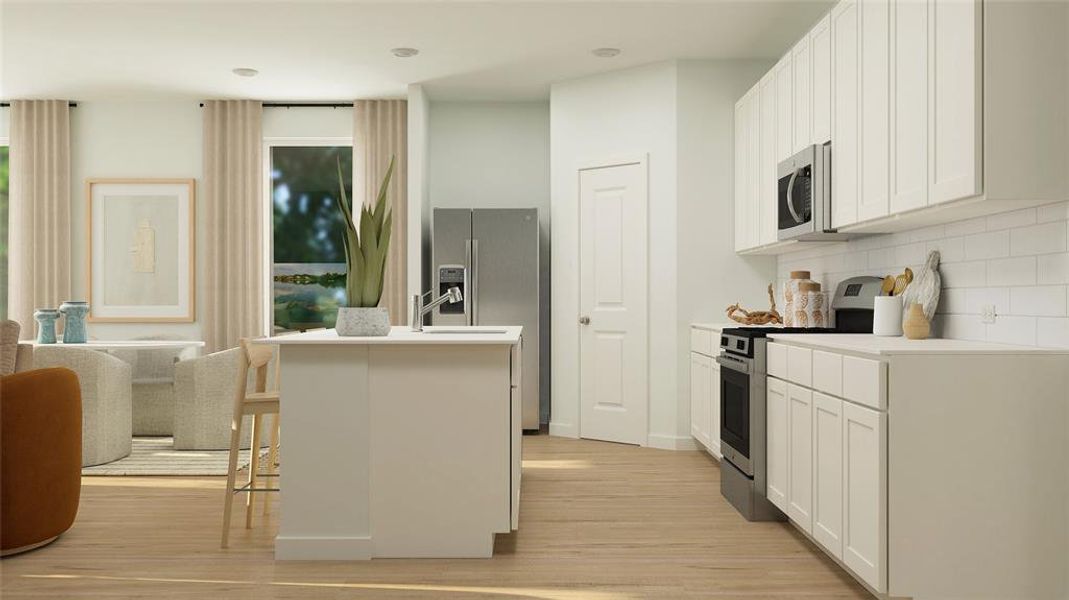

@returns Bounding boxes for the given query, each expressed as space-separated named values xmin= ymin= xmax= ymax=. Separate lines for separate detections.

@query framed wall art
xmin=87 ymin=178 xmax=195 ymax=322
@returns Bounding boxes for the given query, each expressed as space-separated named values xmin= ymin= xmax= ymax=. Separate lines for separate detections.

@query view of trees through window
xmin=271 ymin=145 xmax=352 ymax=332
xmin=0 ymin=146 xmax=8 ymax=320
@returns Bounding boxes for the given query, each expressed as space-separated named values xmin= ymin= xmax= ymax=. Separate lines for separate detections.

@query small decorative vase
xmin=903 ymin=303 xmax=931 ymax=340
xmin=59 ymin=301 xmax=90 ymax=344
xmin=873 ymin=296 xmax=903 ymax=337
xmin=33 ymin=309 xmax=60 ymax=344
xmin=335 ymin=307 xmax=391 ymax=337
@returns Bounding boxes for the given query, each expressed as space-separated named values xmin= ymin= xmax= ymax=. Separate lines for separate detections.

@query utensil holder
xmin=873 ymin=296 xmax=903 ymax=337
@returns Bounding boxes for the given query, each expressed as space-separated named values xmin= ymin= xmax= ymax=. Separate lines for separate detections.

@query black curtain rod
xmin=198 ymin=102 xmax=352 ymax=108
xmin=0 ymin=102 xmax=78 ymax=108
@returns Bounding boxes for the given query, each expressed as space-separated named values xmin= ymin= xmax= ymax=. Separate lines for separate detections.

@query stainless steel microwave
xmin=777 ymin=143 xmax=840 ymax=241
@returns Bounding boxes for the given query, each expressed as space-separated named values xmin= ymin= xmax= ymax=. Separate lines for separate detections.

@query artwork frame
xmin=87 ymin=178 xmax=196 ymax=322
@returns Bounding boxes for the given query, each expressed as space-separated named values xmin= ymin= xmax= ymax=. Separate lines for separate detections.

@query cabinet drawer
xmin=812 ymin=350 xmax=843 ymax=396
xmin=788 ymin=346 xmax=813 ymax=387
xmin=767 ymin=342 xmax=788 ymax=379
xmin=842 ymin=355 xmax=886 ymax=410
xmin=690 ymin=328 xmax=714 ymax=356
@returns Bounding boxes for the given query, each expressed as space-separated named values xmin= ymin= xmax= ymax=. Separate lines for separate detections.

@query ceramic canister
xmin=783 ymin=271 xmax=814 ymax=327
xmin=873 ymin=295 xmax=904 ymax=337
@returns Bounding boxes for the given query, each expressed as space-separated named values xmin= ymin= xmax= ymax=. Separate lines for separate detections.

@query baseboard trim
xmin=274 ymin=535 xmax=372 ymax=560
xmin=548 ymin=421 xmax=577 ymax=439
xmin=647 ymin=433 xmax=699 ymax=451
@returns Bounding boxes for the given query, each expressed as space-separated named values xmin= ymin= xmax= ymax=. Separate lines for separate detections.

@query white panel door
xmin=812 ymin=392 xmax=844 ymax=560
xmin=890 ymin=0 xmax=929 ymax=213
xmin=759 ymin=72 xmax=778 ymax=246
xmin=811 ymin=14 xmax=833 ymax=144
xmin=832 ymin=0 xmax=861 ymax=228
xmin=708 ymin=360 xmax=721 ymax=458
xmin=860 ymin=0 xmax=890 ymax=222
xmin=734 ymin=97 xmax=749 ymax=252
xmin=929 ymin=0 xmax=982 ymax=205
xmin=766 ymin=377 xmax=789 ymax=512
xmin=690 ymin=353 xmax=710 ymax=449
xmin=775 ymin=55 xmax=794 ymax=164
xmin=787 ymin=383 xmax=813 ymax=532
xmin=792 ymin=35 xmax=812 ymax=154
xmin=842 ymin=401 xmax=887 ymax=593
xmin=579 ymin=161 xmax=648 ymax=446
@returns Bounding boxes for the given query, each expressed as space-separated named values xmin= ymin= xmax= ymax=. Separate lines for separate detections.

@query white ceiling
xmin=1 ymin=1 xmax=833 ymax=102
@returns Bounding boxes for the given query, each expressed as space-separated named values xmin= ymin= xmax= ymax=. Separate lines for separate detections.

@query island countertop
xmin=260 ymin=326 xmax=522 ymax=346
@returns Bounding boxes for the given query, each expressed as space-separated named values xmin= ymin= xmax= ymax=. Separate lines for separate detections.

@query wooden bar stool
xmin=221 ymin=338 xmax=281 ymax=548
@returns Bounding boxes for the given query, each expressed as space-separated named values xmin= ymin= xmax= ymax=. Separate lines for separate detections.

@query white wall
xmin=0 ymin=106 xmax=9 ymax=139
xmin=428 ymin=100 xmax=551 ymax=420
xmin=262 ymin=106 xmax=352 ymax=139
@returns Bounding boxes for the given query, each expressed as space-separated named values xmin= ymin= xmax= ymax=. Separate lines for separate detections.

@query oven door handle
xmin=785 ymin=167 xmax=805 ymax=224
xmin=715 ymin=354 xmax=751 ymax=374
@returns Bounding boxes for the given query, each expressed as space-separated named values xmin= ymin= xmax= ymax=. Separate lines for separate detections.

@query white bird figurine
xmin=901 ymin=250 xmax=941 ymax=321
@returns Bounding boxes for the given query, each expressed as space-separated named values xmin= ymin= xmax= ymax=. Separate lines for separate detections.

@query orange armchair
xmin=1 ymin=367 xmax=82 ymax=556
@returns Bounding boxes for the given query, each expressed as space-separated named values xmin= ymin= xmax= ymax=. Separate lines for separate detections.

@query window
xmin=269 ymin=144 xmax=352 ymax=333
xmin=0 ymin=144 xmax=8 ymax=319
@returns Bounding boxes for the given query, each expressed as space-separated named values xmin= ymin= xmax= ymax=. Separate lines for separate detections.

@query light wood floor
xmin=1 ymin=435 xmax=869 ymax=599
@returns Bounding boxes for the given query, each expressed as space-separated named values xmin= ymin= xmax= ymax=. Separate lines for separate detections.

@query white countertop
xmin=30 ymin=339 xmax=205 ymax=350
xmin=259 ymin=326 xmax=522 ymax=346
xmin=691 ymin=322 xmax=736 ymax=331
xmin=767 ymin=333 xmax=1069 ymax=356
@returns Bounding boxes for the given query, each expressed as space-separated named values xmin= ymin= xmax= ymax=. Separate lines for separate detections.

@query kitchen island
xmin=261 ymin=326 xmax=522 ymax=560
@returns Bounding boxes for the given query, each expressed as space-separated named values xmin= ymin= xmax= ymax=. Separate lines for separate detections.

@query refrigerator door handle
xmin=470 ymin=238 xmax=479 ymax=325
xmin=464 ymin=239 xmax=473 ymax=326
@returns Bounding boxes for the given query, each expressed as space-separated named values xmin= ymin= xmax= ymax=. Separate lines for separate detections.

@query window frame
xmin=261 ymin=136 xmax=353 ymax=335
xmin=0 ymin=138 xmax=9 ymax=321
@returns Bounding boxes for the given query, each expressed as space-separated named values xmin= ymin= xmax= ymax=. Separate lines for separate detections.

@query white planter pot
xmin=335 ymin=307 xmax=391 ymax=337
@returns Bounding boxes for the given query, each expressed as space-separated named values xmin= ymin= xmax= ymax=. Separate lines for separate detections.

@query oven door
xmin=717 ymin=353 xmax=753 ymax=476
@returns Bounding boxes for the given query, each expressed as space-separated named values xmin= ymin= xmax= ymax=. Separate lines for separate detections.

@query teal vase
xmin=33 ymin=309 xmax=60 ymax=344
xmin=59 ymin=301 xmax=90 ymax=344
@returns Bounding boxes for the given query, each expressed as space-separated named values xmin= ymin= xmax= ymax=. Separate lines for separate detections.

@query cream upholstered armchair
xmin=111 ymin=338 xmax=197 ymax=436
xmin=174 ymin=348 xmax=273 ymax=451
xmin=33 ymin=345 xmax=133 ymax=467
xmin=0 ymin=320 xmax=34 ymax=376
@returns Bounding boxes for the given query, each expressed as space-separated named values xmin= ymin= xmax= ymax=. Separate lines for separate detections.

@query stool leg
xmin=264 ymin=415 xmax=280 ymax=516
xmin=221 ymin=411 xmax=244 ymax=548
xmin=245 ymin=415 xmax=263 ymax=529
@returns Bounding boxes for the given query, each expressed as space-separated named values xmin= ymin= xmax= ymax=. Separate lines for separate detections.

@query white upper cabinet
xmin=791 ymin=35 xmax=812 ymax=154
xmin=758 ymin=72 xmax=778 ymax=246
xmin=810 ymin=15 xmax=832 ymax=145
xmin=733 ymin=96 xmax=749 ymax=252
xmin=831 ymin=0 xmax=860 ymax=228
xmin=929 ymin=0 xmax=982 ymax=205
xmin=859 ymin=0 xmax=890 ymax=222
xmin=890 ymin=0 xmax=929 ymax=213
xmin=774 ymin=55 xmax=794 ymax=164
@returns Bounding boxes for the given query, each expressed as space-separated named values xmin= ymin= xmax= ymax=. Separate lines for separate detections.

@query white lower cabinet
xmin=690 ymin=353 xmax=711 ymax=449
xmin=689 ymin=326 xmax=722 ymax=459
xmin=765 ymin=377 xmax=788 ymax=511
xmin=812 ymin=391 xmax=843 ymax=560
xmin=708 ymin=359 xmax=721 ymax=458
xmin=842 ymin=401 xmax=886 ymax=592
xmin=786 ymin=383 xmax=813 ymax=532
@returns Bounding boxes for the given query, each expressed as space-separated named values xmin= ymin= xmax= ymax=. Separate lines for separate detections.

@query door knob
xmin=579 ymin=316 xmax=591 ymax=325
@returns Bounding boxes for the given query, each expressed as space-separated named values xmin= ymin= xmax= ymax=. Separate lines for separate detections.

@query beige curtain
xmin=7 ymin=100 xmax=71 ymax=338
xmin=354 ymin=100 xmax=408 ymax=324
xmin=202 ymin=100 xmax=263 ymax=353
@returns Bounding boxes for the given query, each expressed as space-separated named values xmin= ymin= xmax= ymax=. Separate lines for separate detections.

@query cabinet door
xmin=792 ymin=35 xmax=812 ymax=154
xmin=859 ymin=0 xmax=890 ymax=221
xmin=929 ymin=0 xmax=982 ymax=205
xmin=811 ymin=14 xmax=832 ymax=144
xmin=758 ymin=71 xmax=778 ymax=246
xmin=890 ymin=0 xmax=929 ymax=213
xmin=747 ymin=87 xmax=762 ymax=248
xmin=765 ymin=377 xmax=789 ymax=511
xmin=787 ymin=383 xmax=813 ymax=532
xmin=832 ymin=0 xmax=860 ymax=228
xmin=734 ymin=97 xmax=749 ymax=251
xmin=842 ymin=402 xmax=887 ymax=593
xmin=690 ymin=353 xmax=710 ymax=448
xmin=812 ymin=392 xmax=844 ymax=560
xmin=709 ymin=359 xmax=721 ymax=458
xmin=775 ymin=55 xmax=794 ymax=164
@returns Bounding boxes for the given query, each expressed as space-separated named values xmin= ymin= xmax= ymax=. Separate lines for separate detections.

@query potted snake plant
xmin=333 ymin=156 xmax=395 ymax=336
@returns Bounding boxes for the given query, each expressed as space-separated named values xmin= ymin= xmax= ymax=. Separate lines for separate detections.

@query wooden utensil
xmin=893 ymin=274 xmax=909 ymax=296
xmin=881 ymin=275 xmax=896 ymax=296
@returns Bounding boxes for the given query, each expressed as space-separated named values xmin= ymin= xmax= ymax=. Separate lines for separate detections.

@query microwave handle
xmin=785 ymin=167 xmax=805 ymax=224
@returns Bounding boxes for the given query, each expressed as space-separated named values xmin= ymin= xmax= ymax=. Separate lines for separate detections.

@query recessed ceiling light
xmin=391 ymin=47 xmax=420 ymax=58
xmin=591 ymin=48 xmax=621 ymax=58
xmin=232 ymin=67 xmax=259 ymax=77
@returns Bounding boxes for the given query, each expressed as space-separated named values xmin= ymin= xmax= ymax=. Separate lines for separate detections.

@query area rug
xmin=82 ymin=437 xmax=269 ymax=476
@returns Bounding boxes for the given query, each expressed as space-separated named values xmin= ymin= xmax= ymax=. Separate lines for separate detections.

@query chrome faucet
xmin=410 ymin=287 xmax=463 ymax=331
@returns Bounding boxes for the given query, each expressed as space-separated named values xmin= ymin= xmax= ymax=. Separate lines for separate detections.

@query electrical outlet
xmin=980 ymin=304 xmax=997 ymax=324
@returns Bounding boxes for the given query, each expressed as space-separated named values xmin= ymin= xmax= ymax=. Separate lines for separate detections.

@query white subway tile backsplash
xmin=945 ymin=216 xmax=987 ymax=237
xmin=963 ymin=230 xmax=1010 ymax=260
xmin=986 ymin=315 xmax=1038 ymax=346
xmin=965 ymin=287 xmax=1010 ymax=315
xmin=939 ymin=314 xmax=987 ymax=342
xmin=938 ymin=288 xmax=967 ymax=314
xmin=1010 ymin=222 xmax=1067 ymax=256
xmin=908 ymin=224 xmax=946 ymax=243
xmin=940 ymin=261 xmax=987 ymax=288
xmin=868 ymin=247 xmax=898 ymax=269
xmin=1010 ymin=286 xmax=1067 ymax=317
xmin=1036 ymin=317 xmax=1069 ymax=348
xmin=986 ymin=207 xmax=1036 ymax=231
xmin=894 ymin=242 xmax=927 ymax=267
xmin=987 ymin=257 xmax=1036 ymax=287
xmin=1038 ymin=253 xmax=1069 ymax=284
xmin=1037 ymin=201 xmax=1069 ymax=224
xmin=926 ymin=237 xmax=965 ymax=263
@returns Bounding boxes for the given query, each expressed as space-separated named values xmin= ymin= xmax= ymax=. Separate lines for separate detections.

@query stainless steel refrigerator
xmin=432 ymin=208 xmax=540 ymax=430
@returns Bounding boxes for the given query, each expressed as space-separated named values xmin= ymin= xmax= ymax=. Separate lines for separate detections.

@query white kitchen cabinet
xmin=708 ymin=358 xmax=721 ymax=458
xmin=812 ymin=391 xmax=844 ymax=560
xmin=689 ymin=325 xmax=721 ymax=459
xmin=734 ymin=85 xmax=761 ymax=252
xmin=758 ymin=71 xmax=778 ymax=246
xmin=858 ymin=0 xmax=890 ymax=222
xmin=774 ymin=55 xmax=793 ymax=164
xmin=791 ymin=35 xmax=811 ymax=154
xmin=831 ymin=0 xmax=860 ymax=228
xmin=786 ymin=383 xmax=813 ymax=533
xmin=810 ymin=14 xmax=832 ymax=144
xmin=842 ymin=401 xmax=885 ymax=593
xmin=689 ymin=353 xmax=711 ymax=449
xmin=765 ymin=376 xmax=789 ymax=512
xmin=890 ymin=0 xmax=928 ymax=213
